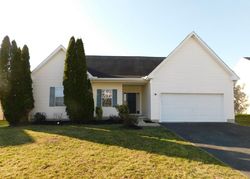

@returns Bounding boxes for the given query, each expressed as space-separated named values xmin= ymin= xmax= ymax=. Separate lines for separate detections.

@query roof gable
xmin=147 ymin=32 xmax=239 ymax=81
xmin=32 ymin=45 xmax=94 ymax=78
xmin=32 ymin=45 xmax=66 ymax=74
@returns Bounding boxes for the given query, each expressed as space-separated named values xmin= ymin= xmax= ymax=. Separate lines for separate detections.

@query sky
xmin=0 ymin=0 xmax=249 ymax=69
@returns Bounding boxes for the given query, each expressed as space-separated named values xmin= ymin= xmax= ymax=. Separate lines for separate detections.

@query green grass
xmin=235 ymin=114 xmax=250 ymax=126
xmin=0 ymin=121 xmax=245 ymax=178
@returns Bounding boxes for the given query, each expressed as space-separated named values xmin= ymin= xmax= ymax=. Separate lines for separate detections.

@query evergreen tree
xmin=87 ymin=79 xmax=94 ymax=120
xmin=75 ymin=38 xmax=88 ymax=120
xmin=0 ymin=36 xmax=11 ymax=121
xmin=6 ymin=41 xmax=23 ymax=125
xmin=0 ymin=37 xmax=34 ymax=125
xmin=63 ymin=37 xmax=78 ymax=122
xmin=20 ymin=45 xmax=34 ymax=121
xmin=63 ymin=37 xmax=94 ymax=122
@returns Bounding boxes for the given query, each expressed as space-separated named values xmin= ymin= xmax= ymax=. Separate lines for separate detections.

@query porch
xmin=122 ymin=85 xmax=143 ymax=114
xmin=91 ymin=79 xmax=150 ymax=118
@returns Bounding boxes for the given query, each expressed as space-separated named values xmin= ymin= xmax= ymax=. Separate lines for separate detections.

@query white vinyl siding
xmin=150 ymin=37 xmax=235 ymax=122
xmin=32 ymin=49 xmax=68 ymax=119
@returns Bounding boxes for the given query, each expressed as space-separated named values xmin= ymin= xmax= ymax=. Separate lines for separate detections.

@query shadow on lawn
xmin=0 ymin=126 xmax=34 ymax=146
xmin=19 ymin=124 xmax=227 ymax=166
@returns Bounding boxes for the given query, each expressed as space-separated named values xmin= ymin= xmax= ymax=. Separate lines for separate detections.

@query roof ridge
xmin=86 ymin=55 xmax=165 ymax=58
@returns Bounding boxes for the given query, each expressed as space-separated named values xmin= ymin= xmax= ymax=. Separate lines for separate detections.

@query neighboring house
xmin=29 ymin=32 xmax=239 ymax=122
xmin=234 ymin=57 xmax=250 ymax=113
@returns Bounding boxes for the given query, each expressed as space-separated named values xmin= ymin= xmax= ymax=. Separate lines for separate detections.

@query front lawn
xmin=0 ymin=121 xmax=245 ymax=178
xmin=235 ymin=114 xmax=250 ymax=126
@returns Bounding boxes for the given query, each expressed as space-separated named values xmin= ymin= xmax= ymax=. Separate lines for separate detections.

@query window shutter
xmin=49 ymin=87 xmax=55 ymax=106
xmin=96 ymin=89 xmax=102 ymax=107
xmin=112 ymin=89 xmax=117 ymax=107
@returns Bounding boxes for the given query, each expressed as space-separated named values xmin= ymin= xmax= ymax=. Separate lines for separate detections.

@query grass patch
xmin=0 ymin=120 xmax=245 ymax=178
xmin=235 ymin=114 xmax=250 ymax=126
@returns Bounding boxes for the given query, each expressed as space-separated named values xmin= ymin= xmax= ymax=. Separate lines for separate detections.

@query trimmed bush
xmin=95 ymin=107 xmax=103 ymax=120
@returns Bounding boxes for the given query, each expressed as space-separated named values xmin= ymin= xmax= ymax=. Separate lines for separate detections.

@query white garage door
xmin=160 ymin=94 xmax=224 ymax=122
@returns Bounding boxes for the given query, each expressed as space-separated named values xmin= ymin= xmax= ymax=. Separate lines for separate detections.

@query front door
xmin=127 ymin=93 xmax=136 ymax=113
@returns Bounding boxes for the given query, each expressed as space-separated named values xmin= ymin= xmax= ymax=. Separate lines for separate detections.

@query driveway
xmin=161 ymin=123 xmax=250 ymax=177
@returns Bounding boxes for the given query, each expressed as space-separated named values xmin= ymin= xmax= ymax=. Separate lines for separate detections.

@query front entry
xmin=127 ymin=93 xmax=136 ymax=113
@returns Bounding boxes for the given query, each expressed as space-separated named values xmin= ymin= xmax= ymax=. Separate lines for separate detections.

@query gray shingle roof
xmin=86 ymin=56 xmax=165 ymax=78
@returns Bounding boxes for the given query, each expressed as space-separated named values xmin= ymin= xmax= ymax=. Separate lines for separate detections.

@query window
xmin=55 ymin=87 xmax=64 ymax=106
xmin=96 ymin=89 xmax=117 ymax=108
xmin=101 ymin=89 xmax=112 ymax=107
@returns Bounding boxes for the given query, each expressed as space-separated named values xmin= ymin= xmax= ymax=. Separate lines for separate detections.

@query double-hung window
xmin=96 ymin=89 xmax=117 ymax=107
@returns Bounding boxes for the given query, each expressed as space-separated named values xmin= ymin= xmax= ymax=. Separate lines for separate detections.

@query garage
xmin=160 ymin=93 xmax=224 ymax=122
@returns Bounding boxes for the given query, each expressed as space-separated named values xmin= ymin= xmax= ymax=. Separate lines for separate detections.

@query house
xmin=30 ymin=32 xmax=239 ymax=122
xmin=234 ymin=57 xmax=250 ymax=113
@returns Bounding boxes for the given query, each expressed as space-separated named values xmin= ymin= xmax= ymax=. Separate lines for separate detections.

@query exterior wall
xmin=142 ymin=82 xmax=151 ymax=118
xmin=234 ymin=58 xmax=250 ymax=114
xmin=31 ymin=47 xmax=149 ymax=119
xmin=31 ymin=49 xmax=67 ymax=120
xmin=150 ymin=37 xmax=235 ymax=122
xmin=92 ymin=82 xmax=123 ymax=117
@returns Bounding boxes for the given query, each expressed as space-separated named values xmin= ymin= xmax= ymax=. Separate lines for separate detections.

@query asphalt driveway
xmin=161 ymin=123 xmax=250 ymax=177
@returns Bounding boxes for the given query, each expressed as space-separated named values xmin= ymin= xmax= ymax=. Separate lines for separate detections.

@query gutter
xmin=90 ymin=77 xmax=148 ymax=83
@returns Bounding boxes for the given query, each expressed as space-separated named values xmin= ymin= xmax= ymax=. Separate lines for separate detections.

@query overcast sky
xmin=0 ymin=0 xmax=249 ymax=69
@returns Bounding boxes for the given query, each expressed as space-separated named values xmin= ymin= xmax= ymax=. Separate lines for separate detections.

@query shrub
xmin=33 ymin=112 xmax=46 ymax=123
xmin=124 ymin=115 xmax=138 ymax=127
xmin=115 ymin=105 xmax=129 ymax=120
xmin=95 ymin=107 xmax=103 ymax=120
xmin=115 ymin=105 xmax=138 ymax=127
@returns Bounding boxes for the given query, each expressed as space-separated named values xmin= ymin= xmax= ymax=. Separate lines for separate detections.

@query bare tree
xmin=234 ymin=84 xmax=249 ymax=114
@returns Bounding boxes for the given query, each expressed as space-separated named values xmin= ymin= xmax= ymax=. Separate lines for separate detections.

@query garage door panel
xmin=160 ymin=94 xmax=224 ymax=122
